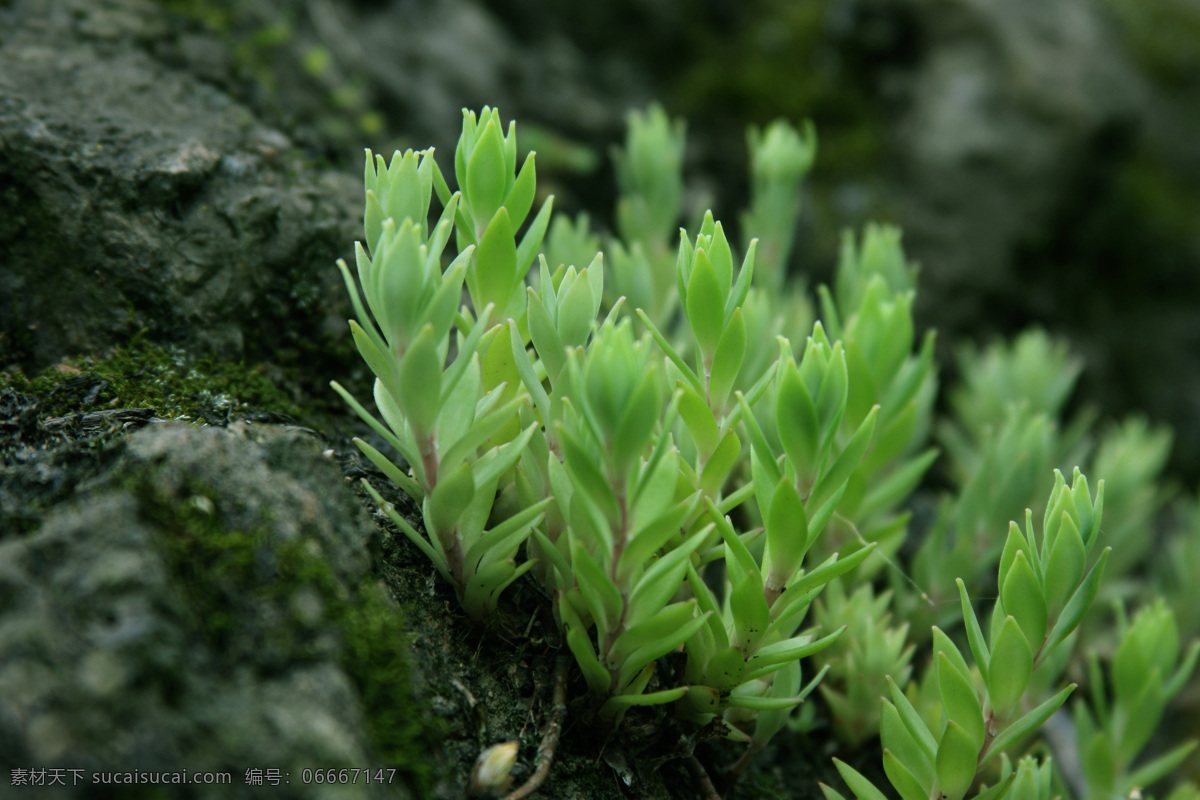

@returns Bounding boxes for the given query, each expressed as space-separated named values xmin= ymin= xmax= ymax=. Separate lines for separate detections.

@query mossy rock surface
xmin=0 ymin=0 xmax=362 ymax=394
xmin=0 ymin=370 xmax=850 ymax=799
xmin=0 ymin=412 xmax=427 ymax=798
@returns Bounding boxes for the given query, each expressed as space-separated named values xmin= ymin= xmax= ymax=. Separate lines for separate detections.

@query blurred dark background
xmin=170 ymin=0 xmax=1200 ymax=477
xmin=6 ymin=0 xmax=1200 ymax=480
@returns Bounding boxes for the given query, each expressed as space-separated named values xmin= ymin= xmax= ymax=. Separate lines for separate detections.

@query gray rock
xmin=889 ymin=0 xmax=1200 ymax=476
xmin=893 ymin=0 xmax=1141 ymax=328
xmin=0 ymin=422 xmax=415 ymax=798
xmin=0 ymin=0 xmax=360 ymax=373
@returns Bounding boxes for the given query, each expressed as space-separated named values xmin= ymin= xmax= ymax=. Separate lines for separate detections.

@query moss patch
xmin=132 ymin=471 xmax=433 ymax=795
xmin=340 ymin=581 xmax=439 ymax=785
xmin=0 ymin=334 xmax=302 ymax=424
xmin=152 ymin=0 xmax=388 ymax=162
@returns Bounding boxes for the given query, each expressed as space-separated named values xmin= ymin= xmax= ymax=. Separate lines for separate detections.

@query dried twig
xmin=506 ymin=654 xmax=570 ymax=800
xmin=726 ymin=741 xmax=763 ymax=782
xmin=686 ymin=755 xmax=723 ymax=800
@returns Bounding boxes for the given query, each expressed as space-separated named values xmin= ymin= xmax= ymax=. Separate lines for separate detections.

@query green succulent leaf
xmin=700 ymin=429 xmax=742 ymax=498
xmin=619 ymin=504 xmax=689 ymax=588
xmin=612 ymin=371 xmax=664 ymax=478
xmin=466 ymin=118 xmax=508 ymax=231
xmin=601 ymin=686 xmax=690 ymax=717
xmin=352 ymin=437 xmax=423 ymax=501
xmin=472 ymin=420 xmax=538 ymax=490
xmin=730 ymin=567 xmax=771 ymax=653
xmin=998 ymin=522 xmax=1035 ymax=593
xmin=832 ymin=759 xmax=891 ymax=800
xmin=1121 ymin=740 xmax=1198 ymax=796
xmin=438 ymin=394 xmax=527 ymax=472
xmin=426 ymin=460 xmax=476 ymax=540
xmin=558 ymin=270 xmax=599 ymax=351
xmin=808 ymin=404 xmax=879 ymax=514
xmin=1043 ymin=547 xmax=1110 ymax=655
xmin=981 ymin=683 xmax=1075 ymax=767
xmin=686 ymin=249 xmax=727 ymax=360
xmin=687 ymin=565 xmax=731 ymax=653
xmin=565 ymin=622 xmax=611 ymax=695
xmin=338 ymin=255 xmax=384 ymax=350
xmin=349 ymin=318 xmax=396 ymax=393
xmin=936 ymin=652 xmax=985 ymax=752
xmin=739 ymin=393 xmax=784 ymax=492
xmin=986 ymin=616 xmax=1033 ymax=720
xmin=704 ymin=645 xmax=747 ymax=693
xmin=331 ymin=379 xmax=417 ymax=481
xmin=610 ymin=601 xmax=699 ymax=667
xmin=1117 ymin=675 xmax=1167 ymax=765
xmin=1167 ymin=641 xmax=1200 ymax=698
xmin=681 ymin=684 xmax=722 ymax=716
xmin=766 ymin=477 xmax=809 ymax=589
xmin=842 ymin=342 xmax=878 ymax=431
xmin=617 ymin=609 xmax=710 ymax=688
xmin=463 ymin=557 xmax=533 ymax=619
xmin=883 ymin=749 xmax=931 ymax=800
xmin=441 ymin=302 xmax=495 ymax=395
xmin=516 ymin=195 xmax=555 ymax=276
xmin=881 ymin=700 xmax=934 ymax=787
xmin=532 ymin=530 xmax=572 ymax=590
xmin=709 ymin=307 xmax=747 ymax=411
xmin=728 ymin=239 xmax=757 ymax=318
xmin=776 ymin=358 xmax=820 ymax=479
xmin=709 ymin=499 xmax=760 ymax=578
xmin=935 ymin=720 xmax=980 ymax=800
xmin=388 ymin=149 xmax=430 ymax=229
xmin=932 ymin=627 xmax=973 ymax=685
xmin=364 ymin=188 xmax=385 ymax=257
xmin=473 ymin=207 xmax=518 ymax=319
xmin=956 ymin=578 xmax=991 ymax=685
xmin=814 ymin=342 xmax=849 ymax=435
xmin=624 ymin=528 xmax=705 ymax=624
xmin=395 ymin=325 xmax=445 ymax=439
xmin=864 ymin=443 xmax=936 ymax=520
xmin=423 ymin=251 xmax=471 ymax=341
xmin=630 ymin=432 xmax=682 ymax=523
xmin=743 ymin=627 xmax=845 ymax=682
xmin=1082 ymin=730 xmax=1116 ymax=799
xmin=427 ymin=192 xmax=461 ymax=258
xmin=707 ymin=220 xmax=734 ymax=294
xmin=559 ymin=425 xmax=620 ymax=537
xmin=430 ymin=154 xmax=454 ymax=207
xmin=527 ymin=288 xmax=566 ymax=385
xmin=360 ymin=479 xmax=443 ymax=572
xmin=1000 ymin=552 xmax=1048 ymax=652
xmin=508 ymin=319 xmax=550 ymax=417
xmin=571 ymin=540 xmax=622 ymax=632
xmin=972 ymin=775 xmax=1016 ymax=800
xmin=637 ymin=308 xmax=703 ymax=394
xmin=819 ymin=784 xmax=850 ymax=800
xmin=464 ymin=496 xmax=553 ymax=574
xmin=770 ymin=545 xmax=877 ymax=624
xmin=724 ymin=692 xmax=806 ymax=712
xmin=505 ymin=151 xmax=536 ymax=228
xmin=1043 ymin=512 xmax=1086 ymax=613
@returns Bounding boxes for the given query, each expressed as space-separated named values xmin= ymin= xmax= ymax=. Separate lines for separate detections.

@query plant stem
xmin=419 ymin=432 xmax=439 ymax=491
xmin=601 ymin=490 xmax=632 ymax=686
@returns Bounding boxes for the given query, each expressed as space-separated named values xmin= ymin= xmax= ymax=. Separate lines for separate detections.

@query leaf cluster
xmin=330 ymin=105 xmax=1200 ymax=798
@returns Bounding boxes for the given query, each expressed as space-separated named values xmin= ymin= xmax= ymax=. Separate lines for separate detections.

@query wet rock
xmin=0 ymin=421 xmax=416 ymax=799
xmin=0 ymin=0 xmax=360 ymax=375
